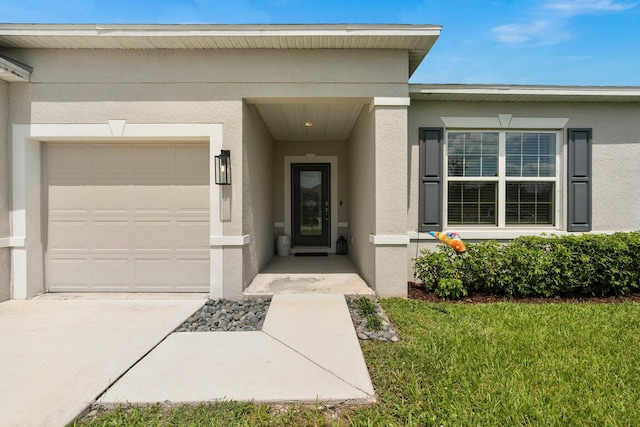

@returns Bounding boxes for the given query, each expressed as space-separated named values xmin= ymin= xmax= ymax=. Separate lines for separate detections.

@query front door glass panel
xmin=292 ymin=164 xmax=330 ymax=247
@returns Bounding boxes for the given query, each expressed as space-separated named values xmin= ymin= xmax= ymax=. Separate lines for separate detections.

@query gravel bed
xmin=175 ymin=298 xmax=271 ymax=332
xmin=175 ymin=296 xmax=400 ymax=342
xmin=346 ymin=296 xmax=400 ymax=342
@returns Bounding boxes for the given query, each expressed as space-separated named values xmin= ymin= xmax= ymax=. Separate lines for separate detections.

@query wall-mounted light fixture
xmin=215 ymin=149 xmax=231 ymax=185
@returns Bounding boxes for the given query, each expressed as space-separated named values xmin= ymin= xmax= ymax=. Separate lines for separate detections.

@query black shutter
xmin=567 ymin=128 xmax=592 ymax=232
xmin=418 ymin=127 xmax=444 ymax=232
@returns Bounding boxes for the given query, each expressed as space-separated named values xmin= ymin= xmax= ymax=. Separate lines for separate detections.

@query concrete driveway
xmin=0 ymin=295 xmax=206 ymax=427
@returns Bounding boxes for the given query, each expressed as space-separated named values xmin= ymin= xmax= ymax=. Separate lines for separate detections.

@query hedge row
xmin=414 ymin=232 xmax=640 ymax=299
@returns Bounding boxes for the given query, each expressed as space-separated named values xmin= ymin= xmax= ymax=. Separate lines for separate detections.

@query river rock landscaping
xmin=175 ymin=298 xmax=272 ymax=332
xmin=174 ymin=296 xmax=399 ymax=342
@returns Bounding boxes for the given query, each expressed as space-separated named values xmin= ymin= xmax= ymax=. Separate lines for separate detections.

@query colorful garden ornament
xmin=428 ymin=231 xmax=466 ymax=253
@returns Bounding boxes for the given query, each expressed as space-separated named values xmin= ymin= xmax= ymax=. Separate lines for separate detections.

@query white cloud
xmin=491 ymin=20 xmax=572 ymax=44
xmin=491 ymin=0 xmax=637 ymax=45
xmin=544 ymin=0 xmax=638 ymax=15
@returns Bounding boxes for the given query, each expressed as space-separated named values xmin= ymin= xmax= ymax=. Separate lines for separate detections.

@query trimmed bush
xmin=435 ymin=278 xmax=467 ymax=300
xmin=414 ymin=232 xmax=640 ymax=299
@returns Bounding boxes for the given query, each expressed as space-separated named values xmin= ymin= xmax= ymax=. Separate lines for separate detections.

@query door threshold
xmin=294 ymin=252 xmax=328 ymax=257
xmin=290 ymin=247 xmax=333 ymax=254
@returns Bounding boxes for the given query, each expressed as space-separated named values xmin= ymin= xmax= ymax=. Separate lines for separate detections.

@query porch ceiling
xmin=253 ymin=101 xmax=365 ymax=142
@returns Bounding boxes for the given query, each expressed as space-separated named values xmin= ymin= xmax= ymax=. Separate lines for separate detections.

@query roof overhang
xmin=0 ymin=54 xmax=31 ymax=82
xmin=410 ymin=84 xmax=640 ymax=103
xmin=0 ymin=23 xmax=441 ymax=77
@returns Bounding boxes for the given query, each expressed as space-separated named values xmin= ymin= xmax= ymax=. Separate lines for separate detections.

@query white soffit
xmin=0 ymin=55 xmax=31 ymax=82
xmin=0 ymin=24 xmax=441 ymax=76
xmin=410 ymin=84 xmax=640 ymax=103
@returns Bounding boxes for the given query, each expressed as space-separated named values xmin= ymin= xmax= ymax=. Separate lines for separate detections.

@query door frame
xmin=291 ymin=163 xmax=330 ymax=247
xmin=284 ymin=155 xmax=338 ymax=253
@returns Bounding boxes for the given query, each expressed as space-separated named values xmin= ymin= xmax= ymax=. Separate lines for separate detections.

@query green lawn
xmin=75 ymin=300 xmax=640 ymax=426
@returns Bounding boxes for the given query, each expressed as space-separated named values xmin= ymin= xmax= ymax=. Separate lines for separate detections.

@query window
xmin=445 ymin=131 xmax=559 ymax=228
xmin=418 ymin=126 xmax=591 ymax=234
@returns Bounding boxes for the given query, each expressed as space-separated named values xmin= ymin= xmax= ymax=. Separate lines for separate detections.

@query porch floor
xmin=244 ymin=254 xmax=374 ymax=296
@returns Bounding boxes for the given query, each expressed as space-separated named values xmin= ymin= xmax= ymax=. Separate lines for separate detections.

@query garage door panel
xmin=175 ymin=185 xmax=210 ymax=213
xmin=47 ymin=258 xmax=92 ymax=289
xmin=176 ymin=221 xmax=210 ymax=249
xmin=48 ymin=220 xmax=88 ymax=251
xmin=176 ymin=258 xmax=210 ymax=289
xmin=48 ymin=185 xmax=88 ymax=213
xmin=47 ymin=142 xmax=210 ymax=292
xmin=93 ymin=258 xmax=132 ymax=289
xmin=176 ymin=145 xmax=210 ymax=178
xmin=134 ymin=145 xmax=173 ymax=176
xmin=134 ymin=221 xmax=173 ymax=250
xmin=46 ymin=144 xmax=91 ymax=176
xmin=91 ymin=186 xmax=131 ymax=213
xmin=92 ymin=221 xmax=131 ymax=250
xmin=132 ymin=185 xmax=173 ymax=213
xmin=91 ymin=144 xmax=133 ymax=176
xmin=134 ymin=259 xmax=174 ymax=288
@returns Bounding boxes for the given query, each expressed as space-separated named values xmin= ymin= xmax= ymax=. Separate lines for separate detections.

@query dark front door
xmin=292 ymin=164 xmax=330 ymax=247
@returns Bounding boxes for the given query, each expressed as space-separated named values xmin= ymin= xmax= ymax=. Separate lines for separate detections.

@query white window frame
xmin=444 ymin=129 xmax=563 ymax=230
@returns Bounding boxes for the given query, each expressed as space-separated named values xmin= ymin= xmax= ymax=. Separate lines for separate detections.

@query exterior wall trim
xmin=0 ymin=237 xmax=26 ymax=248
xmin=210 ymin=235 xmax=250 ymax=246
xmin=441 ymin=115 xmax=569 ymax=129
xmin=407 ymin=230 xmax=623 ymax=240
xmin=369 ymin=234 xmax=410 ymax=245
xmin=11 ymin=122 xmax=224 ymax=299
xmin=369 ymin=97 xmax=411 ymax=113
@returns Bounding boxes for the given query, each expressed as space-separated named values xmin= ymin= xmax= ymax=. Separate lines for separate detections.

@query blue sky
xmin=2 ymin=0 xmax=639 ymax=85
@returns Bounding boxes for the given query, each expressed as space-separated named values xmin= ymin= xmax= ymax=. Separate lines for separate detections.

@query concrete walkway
xmin=0 ymin=293 xmax=375 ymax=426
xmin=244 ymin=255 xmax=375 ymax=296
xmin=0 ymin=296 xmax=206 ymax=427
xmin=100 ymin=294 xmax=375 ymax=404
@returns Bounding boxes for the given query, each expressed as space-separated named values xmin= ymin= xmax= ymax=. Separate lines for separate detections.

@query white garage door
xmin=46 ymin=142 xmax=210 ymax=292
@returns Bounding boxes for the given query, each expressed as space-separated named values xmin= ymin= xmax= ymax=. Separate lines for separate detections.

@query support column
xmin=370 ymin=98 xmax=410 ymax=297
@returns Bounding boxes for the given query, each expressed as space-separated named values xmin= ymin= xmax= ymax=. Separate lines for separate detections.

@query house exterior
xmin=0 ymin=24 xmax=638 ymax=302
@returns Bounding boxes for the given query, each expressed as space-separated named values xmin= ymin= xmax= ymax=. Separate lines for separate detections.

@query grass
xmin=355 ymin=297 xmax=383 ymax=331
xmin=74 ymin=300 xmax=640 ymax=426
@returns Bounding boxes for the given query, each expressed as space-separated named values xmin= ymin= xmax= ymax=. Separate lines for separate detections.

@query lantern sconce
xmin=215 ymin=149 xmax=231 ymax=185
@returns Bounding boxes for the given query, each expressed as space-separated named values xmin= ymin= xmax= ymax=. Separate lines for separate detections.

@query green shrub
xmin=414 ymin=231 xmax=640 ymax=299
xmin=435 ymin=278 xmax=467 ymax=299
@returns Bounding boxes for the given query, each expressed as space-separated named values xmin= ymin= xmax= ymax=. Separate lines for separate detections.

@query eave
xmin=0 ymin=54 xmax=31 ymax=82
xmin=410 ymin=84 xmax=640 ymax=103
xmin=0 ymin=23 xmax=442 ymax=77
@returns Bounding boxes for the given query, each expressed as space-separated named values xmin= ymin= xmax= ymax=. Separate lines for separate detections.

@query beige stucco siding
xmin=407 ymin=100 xmax=640 ymax=281
xmin=408 ymin=100 xmax=640 ymax=233
xmin=242 ymin=103 xmax=275 ymax=293
xmin=373 ymin=106 xmax=409 ymax=296
xmin=348 ymin=106 xmax=376 ymax=287
xmin=3 ymin=48 xmax=409 ymax=98
xmin=2 ymin=47 xmax=411 ymax=298
xmin=0 ymin=80 xmax=8 ymax=301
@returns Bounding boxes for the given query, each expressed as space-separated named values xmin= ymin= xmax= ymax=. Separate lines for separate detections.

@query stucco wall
xmin=0 ymin=80 xmax=9 ymax=301
xmin=242 ymin=103 xmax=275 ymax=292
xmin=2 ymin=48 xmax=409 ymax=101
xmin=0 ymin=47 xmax=410 ymax=298
xmin=348 ymin=105 xmax=376 ymax=287
xmin=373 ymin=105 xmax=409 ymax=297
xmin=407 ymin=100 xmax=640 ymax=281
xmin=409 ymin=100 xmax=640 ymax=233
